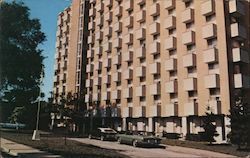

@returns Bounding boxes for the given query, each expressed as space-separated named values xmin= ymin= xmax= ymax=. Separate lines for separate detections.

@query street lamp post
xmin=32 ymin=73 xmax=43 ymax=140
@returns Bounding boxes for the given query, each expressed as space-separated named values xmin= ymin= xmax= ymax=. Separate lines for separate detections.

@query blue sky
xmin=20 ymin=0 xmax=71 ymax=99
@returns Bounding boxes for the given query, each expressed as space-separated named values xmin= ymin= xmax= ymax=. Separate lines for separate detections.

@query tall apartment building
xmin=84 ymin=0 xmax=250 ymax=142
xmin=53 ymin=0 xmax=89 ymax=106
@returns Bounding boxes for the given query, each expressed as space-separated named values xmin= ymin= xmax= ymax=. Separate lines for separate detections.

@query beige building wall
xmin=84 ymin=0 xmax=250 ymax=142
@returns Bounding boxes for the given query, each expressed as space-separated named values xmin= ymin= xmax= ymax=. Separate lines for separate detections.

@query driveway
xmin=70 ymin=138 xmax=235 ymax=158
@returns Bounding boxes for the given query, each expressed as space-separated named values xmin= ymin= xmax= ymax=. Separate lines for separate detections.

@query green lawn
xmin=1 ymin=131 xmax=129 ymax=158
xmin=161 ymin=138 xmax=250 ymax=157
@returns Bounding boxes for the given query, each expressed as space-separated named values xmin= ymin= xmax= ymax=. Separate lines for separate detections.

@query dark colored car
xmin=88 ymin=128 xmax=117 ymax=141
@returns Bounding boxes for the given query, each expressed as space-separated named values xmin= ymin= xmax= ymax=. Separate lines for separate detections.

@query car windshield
xmin=104 ymin=129 xmax=116 ymax=133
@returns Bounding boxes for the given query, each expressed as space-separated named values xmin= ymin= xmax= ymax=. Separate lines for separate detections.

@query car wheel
xmin=132 ymin=140 xmax=138 ymax=147
xmin=88 ymin=134 xmax=92 ymax=139
xmin=117 ymin=137 xmax=122 ymax=144
xmin=100 ymin=136 xmax=105 ymax=141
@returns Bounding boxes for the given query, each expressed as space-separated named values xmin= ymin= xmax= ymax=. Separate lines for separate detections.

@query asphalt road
xmin=70 ymin=138 xmax=235 ymax=158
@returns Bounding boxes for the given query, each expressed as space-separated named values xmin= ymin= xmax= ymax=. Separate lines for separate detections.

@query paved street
xmin=70 ymin=138 xmax=235 ymax=158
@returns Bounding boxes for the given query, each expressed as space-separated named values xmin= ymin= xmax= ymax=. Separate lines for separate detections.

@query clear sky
xmin=20 ymin=0 xmax=72 ymax=100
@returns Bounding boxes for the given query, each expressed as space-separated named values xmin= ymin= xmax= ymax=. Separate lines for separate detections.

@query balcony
xmin=136 ymin=66 xmax=146 ymax=77
xmin=103 ymin=75 xmax=111 ymax=84
xmin=204 ymin=74 xmax=220 ymax=89
xmin=112 ymin=72 xmax=121 ymax=82
xmin=182 ymin=31 xmax=195 ymax=45
xmin=165 ymin=80 xmax=178 ymax=93
xmin=105 ymin=0 xmax=112 ymax=7
xmin=96 ymin=16 xmax=104 ymax=27
xmin=123 ymin=69 xmax=133 ymax=80
xmin=201 ymin=0 xmax=215 ymax=16
xmin=124 ymin=0 xmax=133 ymax=11
xmin=234 ymin=74 xmax=250 ymax=89
xmin=61 ymin=37 xmax=68 ymax=45
xmin=183 ymin=53 xmax=196 ymax=68
xmin=149 ymin=62 xmax=160 ymax=74
xmin=104 ymin=27 xmax=112 ymax=37
xmin=89 ymin=0 xmax=96 ymax=4
xmin=208 ymin=100 xmax=221 ymax=115
xmin=150 ymin=83 xmax=161 ymax=95
xmin=95 ymin=46 xmax=103 ymax=55
xmin=164 ymin=16 xmax=176 ymax=30
xmin=229 ymin=0 xmax=245 ymax=17
xmin=103 ymin=58 xmax=111 ymax=68
xmin=149 ymin=22 xmax=160 ymax=35
xmin=183 ymin=78 xmax=197 ymax=91
xmin=165 ymin=103 xmax=178 ymax=116
xmin=133 ymin=106 xmax=146 ymax=118
xmin=102 ymin=92 xmax=111 ymax=101
xmin=123 ymin=51 xmax=133 ymax=62
xmin=95 ymin=31 xmax=103 ymax=41
xmin=135 ymin=28 xmax=146 ymax=40
xmin=164 ymin=0 xmax=175 ymax=10
xmin=94 ymin=61 xmax=102 ymax=71
xmin=88 ymin=35 xmax=94 ymax=44
xmin=85 ymin=79 xmax=93 ymax=88
xmin=86 ymin=64 xmax=94 ymax=73
xmin=114 ymin=22 xmax=122 ymax=33
xmin=103 ymin=42 xmax=112 ymax=53
xmin=124 ymin=33 xmax=133 ymax=45
xmin=93 ymin=93 xmax=101 ymax=101
xmin=149 ymin=3 xmax=160 ymax=16
xmin=89 ymin=8 xmax=96 ymax=17
xmin=203 ymin=48 xmax=218 ymax=64
xmin=165 ymin=58 xmax=177 ymax=71
xmin=56 ymin=41 xmax=62 ymax=49
xmin=62 ymin=25 xmax=69 ymax=33
xmin=136 ymin=10 xmax=145 ymax=23
xmin=93 ymin=77 xmax=101 ymax=86
xmin=149 ymin=105 xmax=161 ymax=117
xmin=136 ymin=0 xmax=145 ymax=5
xmin=202 ymin=23 xmax=217 ymax=40
xmin=85 ymin=94 xmax=91 ymax=103
xmin=104 ymin=12 xmax=112 ymax=22
xmin=113 ymin=38 xmax=122 ymax=48
xmin=124 ymin=16 xmax=133 ymax=28
xmin=96 ymin=2 xmax=104 ymax=13
xmin=57 ymin=17 xmax=63 ymax=26
xmin=149 ymin=41 xmax=160 ymax=55
xmin=135 ymin=85 xmax=146 ymax=97
xmin=123 ymin=88 xmax=133 ymax=99
xmin=165 ymin=36 xmax=177 ymax=50
xmin=122 ymin=107 xmax=132 ymax=118
xmin=111 ymin=90 xmax=121 ymax=100
xmin=136 ymin=47 xmax=146 ymax=59
xmin=184 ymin=102 xmax=198 ymax=116
xmin=114 ymin=6 xmax=122 ymax=17
xmin=113 ymin=55 xmax=121 ymax=65
xmin=181 ymin=8 xmax=194 ymax=23
xmin=232 ymin=48 xmax=249 ymax=63
xmin=230 ymin=23 xmax=247 ymax=40
xmin=88 ymin=21 xmax=95 ymax=31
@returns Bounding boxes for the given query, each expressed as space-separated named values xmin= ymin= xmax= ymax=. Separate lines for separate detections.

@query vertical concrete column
xmin=148 ymin=117 xmax=153 ymax=132
xmin=181 ymin=117 xmax=187 ymax=137
xmin=122 ymin=118 xmax=127 ymax=131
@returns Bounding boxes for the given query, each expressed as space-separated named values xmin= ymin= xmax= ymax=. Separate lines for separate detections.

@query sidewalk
xmin=0 ymin=138 xmax=61 ymax=158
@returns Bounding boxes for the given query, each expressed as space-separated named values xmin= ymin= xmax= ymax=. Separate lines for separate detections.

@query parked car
xmin=116 ymin=131 xmax=161 ymax=147
xmin=88 ymin=128 xmax=117 ymax=141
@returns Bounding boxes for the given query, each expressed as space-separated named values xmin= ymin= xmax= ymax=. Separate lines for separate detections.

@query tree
xmin=228 ymin=92 xmax=250 ymax=149
xmin=0 ymin=1 xmax=46 ymax=128
xmin=202 ymin=107 xmax=219 ymax=144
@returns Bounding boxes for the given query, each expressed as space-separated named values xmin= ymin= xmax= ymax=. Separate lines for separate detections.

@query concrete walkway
xmin=0 ymin=138 xmax=61 ymax=158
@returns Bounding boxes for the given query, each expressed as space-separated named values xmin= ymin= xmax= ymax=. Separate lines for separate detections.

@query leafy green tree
xmin=0 ymin=1 xmax=46 ymax=128
xmin=202 ymin=107 xmax=218 ymax=144
xmin=228 ymin=92 xmax=250 ymax=149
